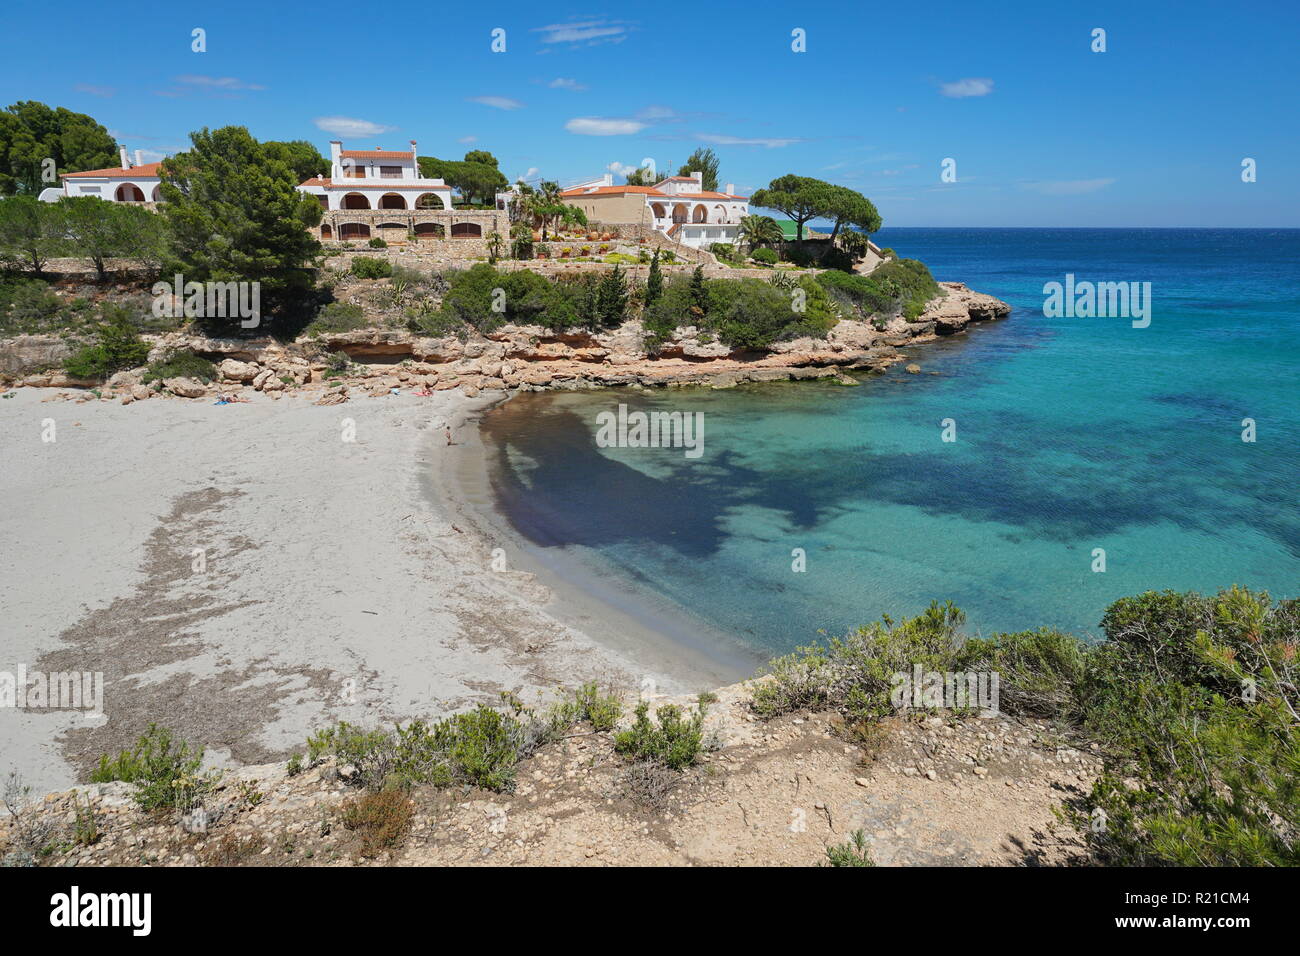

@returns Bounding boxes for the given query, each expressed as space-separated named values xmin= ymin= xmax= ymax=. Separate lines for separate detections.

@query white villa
xmin=45 ymin=147 xmax=162 ymax=203
xmin=296 ymin=140 xmax=453 ymax=211
xmin=558 ymin=171 xmax=749 ymax=248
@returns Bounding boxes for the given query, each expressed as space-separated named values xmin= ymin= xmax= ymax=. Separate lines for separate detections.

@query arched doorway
xmin=379 ymin=193 xmax=407 ymax=209
xmin=339 ymin=223 xmax=371 ymax=240
xmin=450 ymin=222 xmax=482 ymax=238
xmin=151 ymin=186 xmax=162 ymax=202
xmin=320 ymin=223 xmax=333 ymax=239
xmin=415 ymin=193 xmax=443 ymax=209
xmin=671 ymin=204 xmax=688 ymax=223
xmin=651 ymin=203 xmax=666 ymax=219
xmin=342 ymin=193 xmax=370 ymax=210
xmin=692 ymin=204 xmax=708 ymax=223
xmin=115 ymin=184 xmax=145 ymax=202
xmin=413 ymin=223 xmax=445 ymax=240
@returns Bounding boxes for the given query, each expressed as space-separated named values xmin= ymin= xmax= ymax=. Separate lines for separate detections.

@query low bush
xmin=614 ymin=699 xmax=708 ymax=770
xmin=306 ymin=696 xmax=573 ymax=793
xmin=141 ymin=349 xmax=217 ymax=384
xmin=825 ymin=830 xmax=877 ymax=867
xmin=90 ymin=724 xmax=214 ymax=812
xmin=351 ymin=256 xmax=392 ymax=279
xmin=62 ymin=304 xmax=151 ymax=380
xmin=367 ymin=237 xmax=388 ymax=249
xmin=753 ymin=601 xmax=967 ymax=722
xmin=751 ymin=247 xmax=778 ymax=265
xmin=340 ymin=790 xmax=412 ymax=857
xmin=304 ymin=301 xmax=367 ymax=336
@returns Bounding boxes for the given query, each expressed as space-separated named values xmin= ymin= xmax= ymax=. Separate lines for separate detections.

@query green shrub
xmin=305 ymin=301 xmax=367 ymax=336
xmin=572 ymin=682 xmax=623 ymax=732
xmin=956 ymin=627 xmax=1089 ymax=722
xmin=1065 ymin=587 xmax=1300 ymax=866
xmin=306 ymin=696 xmax=574 ymax=794
xmin=141 ymin=349 xmax=217 ymax=384
xmin=752 ymin=601 xmax=967 ymax=721
xmin=351 ymin=256 xmax=392 ymax=279
xmin=62 ymin=304 xmax=150 ymax=380
xmin=367 ymin=237 xmax=388 ymax=249
xmin=751 ymin=247 xmax=778 ymax=265
xmin=826 ymin=830 xmax=877 ymax=866
xmin=614 ymin=700 xmax=707 ymax=770
xmin=90 ymin=724 xmax=213 ymax=812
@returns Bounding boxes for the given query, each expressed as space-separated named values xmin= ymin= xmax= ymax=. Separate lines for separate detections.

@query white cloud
xmin=517 ymin=167 xmax=540 ymax=182
xmin=606 ymin=161 xmax=638 ymax=178
xmin=313 ymin=116 xmax=397 ymax=137
xmin=468 ymin=95 xmax=524 ymax=110
xmin=1023 ymin=178 xmax=1116 ymax=195
xmin=74 ymin=83 xmax=114 ymax=97
xmin=695 ymin=132 xmax=801 ymax=148
xmin=549 ymin=78 xmax=587 ymax=91
xmin=174 ymin=74 xmax=266 ymax=91
xmin=566 ymin=117 xmax=646 ymax=136
xmin=457 ymin=135 xmax=478 ymax=145
xmin=533 ymin=19 xmax=631 ymax=46
xmin=939 ymin=77 xmax=994 ymax=98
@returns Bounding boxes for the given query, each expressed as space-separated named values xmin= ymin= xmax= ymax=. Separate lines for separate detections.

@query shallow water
xmin=480 ymin=229 xmax=1300 ymax=656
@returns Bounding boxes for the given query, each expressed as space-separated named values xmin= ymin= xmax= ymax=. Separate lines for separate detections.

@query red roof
xmin=299 ymin=178 xmax=449 ymax=190
xmin=661 ymin=176 xmax=699 ymax=182
xmin=63 ymin=162 xmax=163 ymax=180
xmin=561 ymin=185 xmax=667 ymax=197
xmin=673 ymin=191 xmax=748 ymax=201
xmin=340 ymin=150 xmax=414 ymax=160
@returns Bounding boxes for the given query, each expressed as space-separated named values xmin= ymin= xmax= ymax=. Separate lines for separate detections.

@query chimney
xmin=603 ymin=172 xmax=614 ymax=186
xmin=691 ymin=170 xmax=702 ymax=186
xmin=135 ymin=149 xmax=144 ymax=167
xmin=725 ymin=182 xmax=735 ymax=195
xmin=119 ymin=145 xmax=130 ymax=169
xmin=409 ymin=138 xmax=417 ymax=156
xmin=329 ymin=140 xmax=342 ymax=179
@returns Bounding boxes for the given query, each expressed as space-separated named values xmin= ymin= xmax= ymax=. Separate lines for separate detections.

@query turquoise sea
xmin=479 ymin=229 xmax=1300 ymax=658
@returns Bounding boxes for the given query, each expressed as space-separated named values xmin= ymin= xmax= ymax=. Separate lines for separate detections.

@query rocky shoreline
xmin=2 ymin=282 xmax=1010 ymax=402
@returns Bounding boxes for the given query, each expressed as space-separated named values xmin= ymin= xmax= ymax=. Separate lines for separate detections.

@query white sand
xmin=0 ymin=387 xmax=728 ymax=793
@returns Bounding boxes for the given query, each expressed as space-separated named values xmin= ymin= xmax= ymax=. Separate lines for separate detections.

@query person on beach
xmin=445 ymin=425 xmax=454 ymax=446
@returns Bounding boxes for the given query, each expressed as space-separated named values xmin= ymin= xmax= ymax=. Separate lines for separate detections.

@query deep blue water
xmin=480 ymin=229 xmax=1300 ymax=656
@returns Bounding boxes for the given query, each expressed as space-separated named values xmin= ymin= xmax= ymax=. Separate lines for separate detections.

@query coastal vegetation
xmin=754 ymin=587 xmax=1300 ymax=867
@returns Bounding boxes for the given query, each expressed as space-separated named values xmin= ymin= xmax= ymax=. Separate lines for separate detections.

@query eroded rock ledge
xmin=4 ymin=283 xmax=1010 ymax=401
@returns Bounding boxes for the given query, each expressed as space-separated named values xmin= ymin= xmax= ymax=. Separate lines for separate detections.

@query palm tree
xmin=536 ymin=180 xmax=564 ymax=240
xmin=738 ymin=214 xmax=783 ymax=253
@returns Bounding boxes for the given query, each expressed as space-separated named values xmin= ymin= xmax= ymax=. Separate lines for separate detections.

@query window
xmin=379 ymin=166 xmax=402 ymax=179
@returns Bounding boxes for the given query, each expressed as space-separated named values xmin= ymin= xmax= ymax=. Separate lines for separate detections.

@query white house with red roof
xmin=559 ymin=171 xmax=749 ymax=249
xmin=296 ymin=139 xmax=453 ymax=211
xmin=49 ymin=147 xmax=163 ymax=203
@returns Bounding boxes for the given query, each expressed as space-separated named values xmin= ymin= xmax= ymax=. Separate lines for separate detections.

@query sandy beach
xmin=0 ymin=387 xmax=734 ymax=794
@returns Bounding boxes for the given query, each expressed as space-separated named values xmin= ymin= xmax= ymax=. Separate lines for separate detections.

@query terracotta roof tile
xmin=339 ymin=150 xmax=414 ymax=160
xmin=561 ymin=185 xmax=667 ymax=197
xmin=62 ymin=162 xmax=163 ymax=179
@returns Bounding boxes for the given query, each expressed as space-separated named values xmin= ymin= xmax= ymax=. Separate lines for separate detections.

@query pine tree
xmin=595 ymin=264 xmax=628 ymax=328
xmin=689 ymin=265 xmax=708 ymax=316
xmin=645 ymin=250 xmax=663 ymax=306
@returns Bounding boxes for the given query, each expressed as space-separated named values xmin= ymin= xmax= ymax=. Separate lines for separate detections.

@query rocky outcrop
xmin=0 ymin=334 xmax=75 ymax=377
xmin=4 ymin=283 xmax=1011 ymax=400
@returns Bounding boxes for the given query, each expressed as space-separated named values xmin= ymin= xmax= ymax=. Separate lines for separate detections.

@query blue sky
xmin=2 ymin=0 xmax=1297 ymax=226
